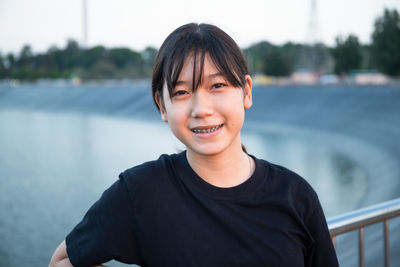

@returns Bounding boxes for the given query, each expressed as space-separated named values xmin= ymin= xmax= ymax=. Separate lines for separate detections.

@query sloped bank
xmin=1 ymin=84 xmax=399 ymax=266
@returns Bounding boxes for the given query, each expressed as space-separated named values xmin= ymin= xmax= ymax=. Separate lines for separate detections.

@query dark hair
xmin=151 ymin=23 xmax=249 ymax=110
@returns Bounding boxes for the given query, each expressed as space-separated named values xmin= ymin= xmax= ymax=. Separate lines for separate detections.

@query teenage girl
xmin=50 ymin=23 xmax=339 ymax=267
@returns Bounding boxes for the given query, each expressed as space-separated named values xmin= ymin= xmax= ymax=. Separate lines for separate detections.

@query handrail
xmin=327 ymin=198 xmax=400 ymax=267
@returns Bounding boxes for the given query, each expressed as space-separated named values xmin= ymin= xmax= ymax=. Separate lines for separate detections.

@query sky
xmin=1 ymin=0 xmax=400 ymax=55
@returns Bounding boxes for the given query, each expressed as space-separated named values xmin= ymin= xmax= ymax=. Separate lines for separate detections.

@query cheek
xmin=166 ymin=108 xmax=186 ymax=128
xmin=224 ymin=106 xmax=245 ymax=129
xmin=225 ymin=97 xmax=245 ymax=115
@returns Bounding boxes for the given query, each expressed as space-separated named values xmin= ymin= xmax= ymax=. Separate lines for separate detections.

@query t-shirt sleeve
xmin=65 ymin=174 xmax=143 ymax=267
xmin=304 ymin=197 xmax=339 ymax=267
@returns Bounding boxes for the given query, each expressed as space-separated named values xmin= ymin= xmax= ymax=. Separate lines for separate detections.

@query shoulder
xmin=271 ymin=161 xmax=316 ymax=196
xmin=121 ymin=154 xmax=172 ymax=178
xmin=118 ymin=153 xmax=180 ymax=194
xmin=256 ymin=158 xmax=320 ymax=215
xmin=258 ymin=158 xmax=316 ymax=194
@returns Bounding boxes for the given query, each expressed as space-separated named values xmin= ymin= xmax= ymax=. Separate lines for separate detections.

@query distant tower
xmin=302 ymin=0 xmax=326 ymax=72
xmin=82 ymin=0 xmax=88 ymax=48
xmin=306 ymin=0 xmax=320 ymax=45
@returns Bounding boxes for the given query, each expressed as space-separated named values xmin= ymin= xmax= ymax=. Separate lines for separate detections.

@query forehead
xmin=178 ymin=53 xmax=220 ymax=80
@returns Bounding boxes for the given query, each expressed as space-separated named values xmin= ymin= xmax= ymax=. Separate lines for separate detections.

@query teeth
xmin=192 ymin=124 xmax=222 ymax=133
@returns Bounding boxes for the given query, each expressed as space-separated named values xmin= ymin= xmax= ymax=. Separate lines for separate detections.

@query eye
xmin=172 ymin=90 xmax=189 ymax=97
xmin=212 ymin=83 xmax=227 ymax=89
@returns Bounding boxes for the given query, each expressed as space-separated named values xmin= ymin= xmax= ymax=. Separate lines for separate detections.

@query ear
xmin=155 ymin=91 xmax=168 ymax=122
xmin=243 ymin=75 xmax=253 ymax=109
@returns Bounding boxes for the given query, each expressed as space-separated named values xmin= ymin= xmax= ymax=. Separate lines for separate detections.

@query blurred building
xmin=290 ymin=69 xmax=320 ymax=84
xmin=351 ymin=70 xmax=389 ymax=85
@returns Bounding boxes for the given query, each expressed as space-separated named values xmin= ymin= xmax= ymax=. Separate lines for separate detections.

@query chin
xmin=188 ymin=143 xmax=228 ymax=157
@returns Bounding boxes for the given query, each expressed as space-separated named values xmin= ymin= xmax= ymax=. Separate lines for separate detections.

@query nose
xmin=190 ymin=90 xmax=214 ymax=118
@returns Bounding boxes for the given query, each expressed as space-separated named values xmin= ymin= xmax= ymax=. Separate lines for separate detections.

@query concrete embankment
xmin=1 ymin=84 xmax=399 ymax=266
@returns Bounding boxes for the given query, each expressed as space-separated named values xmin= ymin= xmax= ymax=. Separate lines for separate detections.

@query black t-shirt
xmin=66 ymin=151 xmax=338 ymax=267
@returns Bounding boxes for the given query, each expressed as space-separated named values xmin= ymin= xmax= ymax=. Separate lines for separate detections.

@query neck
xmin=186 ymin=137 xmax=254 ymax=188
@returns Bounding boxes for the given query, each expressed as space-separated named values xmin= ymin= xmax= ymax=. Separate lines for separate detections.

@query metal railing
xmin=328 ymin=198 xmax=400 ymax=267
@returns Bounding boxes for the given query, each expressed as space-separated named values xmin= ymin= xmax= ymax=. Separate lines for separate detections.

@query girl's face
xmin=157 ymin=53 xmax=252 ymax=158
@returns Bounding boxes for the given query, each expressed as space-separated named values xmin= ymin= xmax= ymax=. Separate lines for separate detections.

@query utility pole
xmin=304 ymin=0 xmax=322 ymax=72
xmin=306 ymin=0 xmax=320 ymax=45
xmin=82 ymin=0 xmax=88 ymax=48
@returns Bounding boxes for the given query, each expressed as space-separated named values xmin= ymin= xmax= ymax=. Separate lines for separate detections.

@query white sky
xmin=1 ymin=0 xmax=399 ymax=55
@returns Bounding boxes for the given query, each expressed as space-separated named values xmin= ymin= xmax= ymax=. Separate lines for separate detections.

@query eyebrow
xmin=175 ymin=80 xmax=189 ymax=86
xmin=176 ymin=72 xmax=225 ymax=84
xmin=206 ymin=72 xmax=225 ymax=79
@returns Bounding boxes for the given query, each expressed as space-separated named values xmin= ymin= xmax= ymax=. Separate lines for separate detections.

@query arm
xmin=49 ymin=240 xmax=72 ymax=267
xmin=305 ymin=203 xmax=339 ymax=267
xmin=49 ymin=240 xmax=107 ymax=267
xmin=53 ymin=177 xmax=142 ymax=266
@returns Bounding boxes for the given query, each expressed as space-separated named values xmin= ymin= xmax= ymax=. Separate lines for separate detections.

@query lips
xmin=191 ymin=124 xmax=223 ymax=134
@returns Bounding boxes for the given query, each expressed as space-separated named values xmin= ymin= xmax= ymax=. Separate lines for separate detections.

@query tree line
xmin=245 ymin=8 xmax=399 ymax=77
xmin=0 ymin=8 xmax=399 ymax=81
xmin=0 ymin=40 xmax=158 ymax=80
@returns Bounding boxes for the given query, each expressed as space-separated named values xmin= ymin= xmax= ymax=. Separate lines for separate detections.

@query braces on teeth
xmin=192 ymin=124 xmax=222 ymax=133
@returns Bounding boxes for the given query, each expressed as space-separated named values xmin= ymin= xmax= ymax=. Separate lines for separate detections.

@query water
xmin=0 ymin=108 xmax=367 ymax=266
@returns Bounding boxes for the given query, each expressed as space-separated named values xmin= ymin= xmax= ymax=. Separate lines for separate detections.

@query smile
xmin=191 ymin=124 xmax=223 ymax=134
